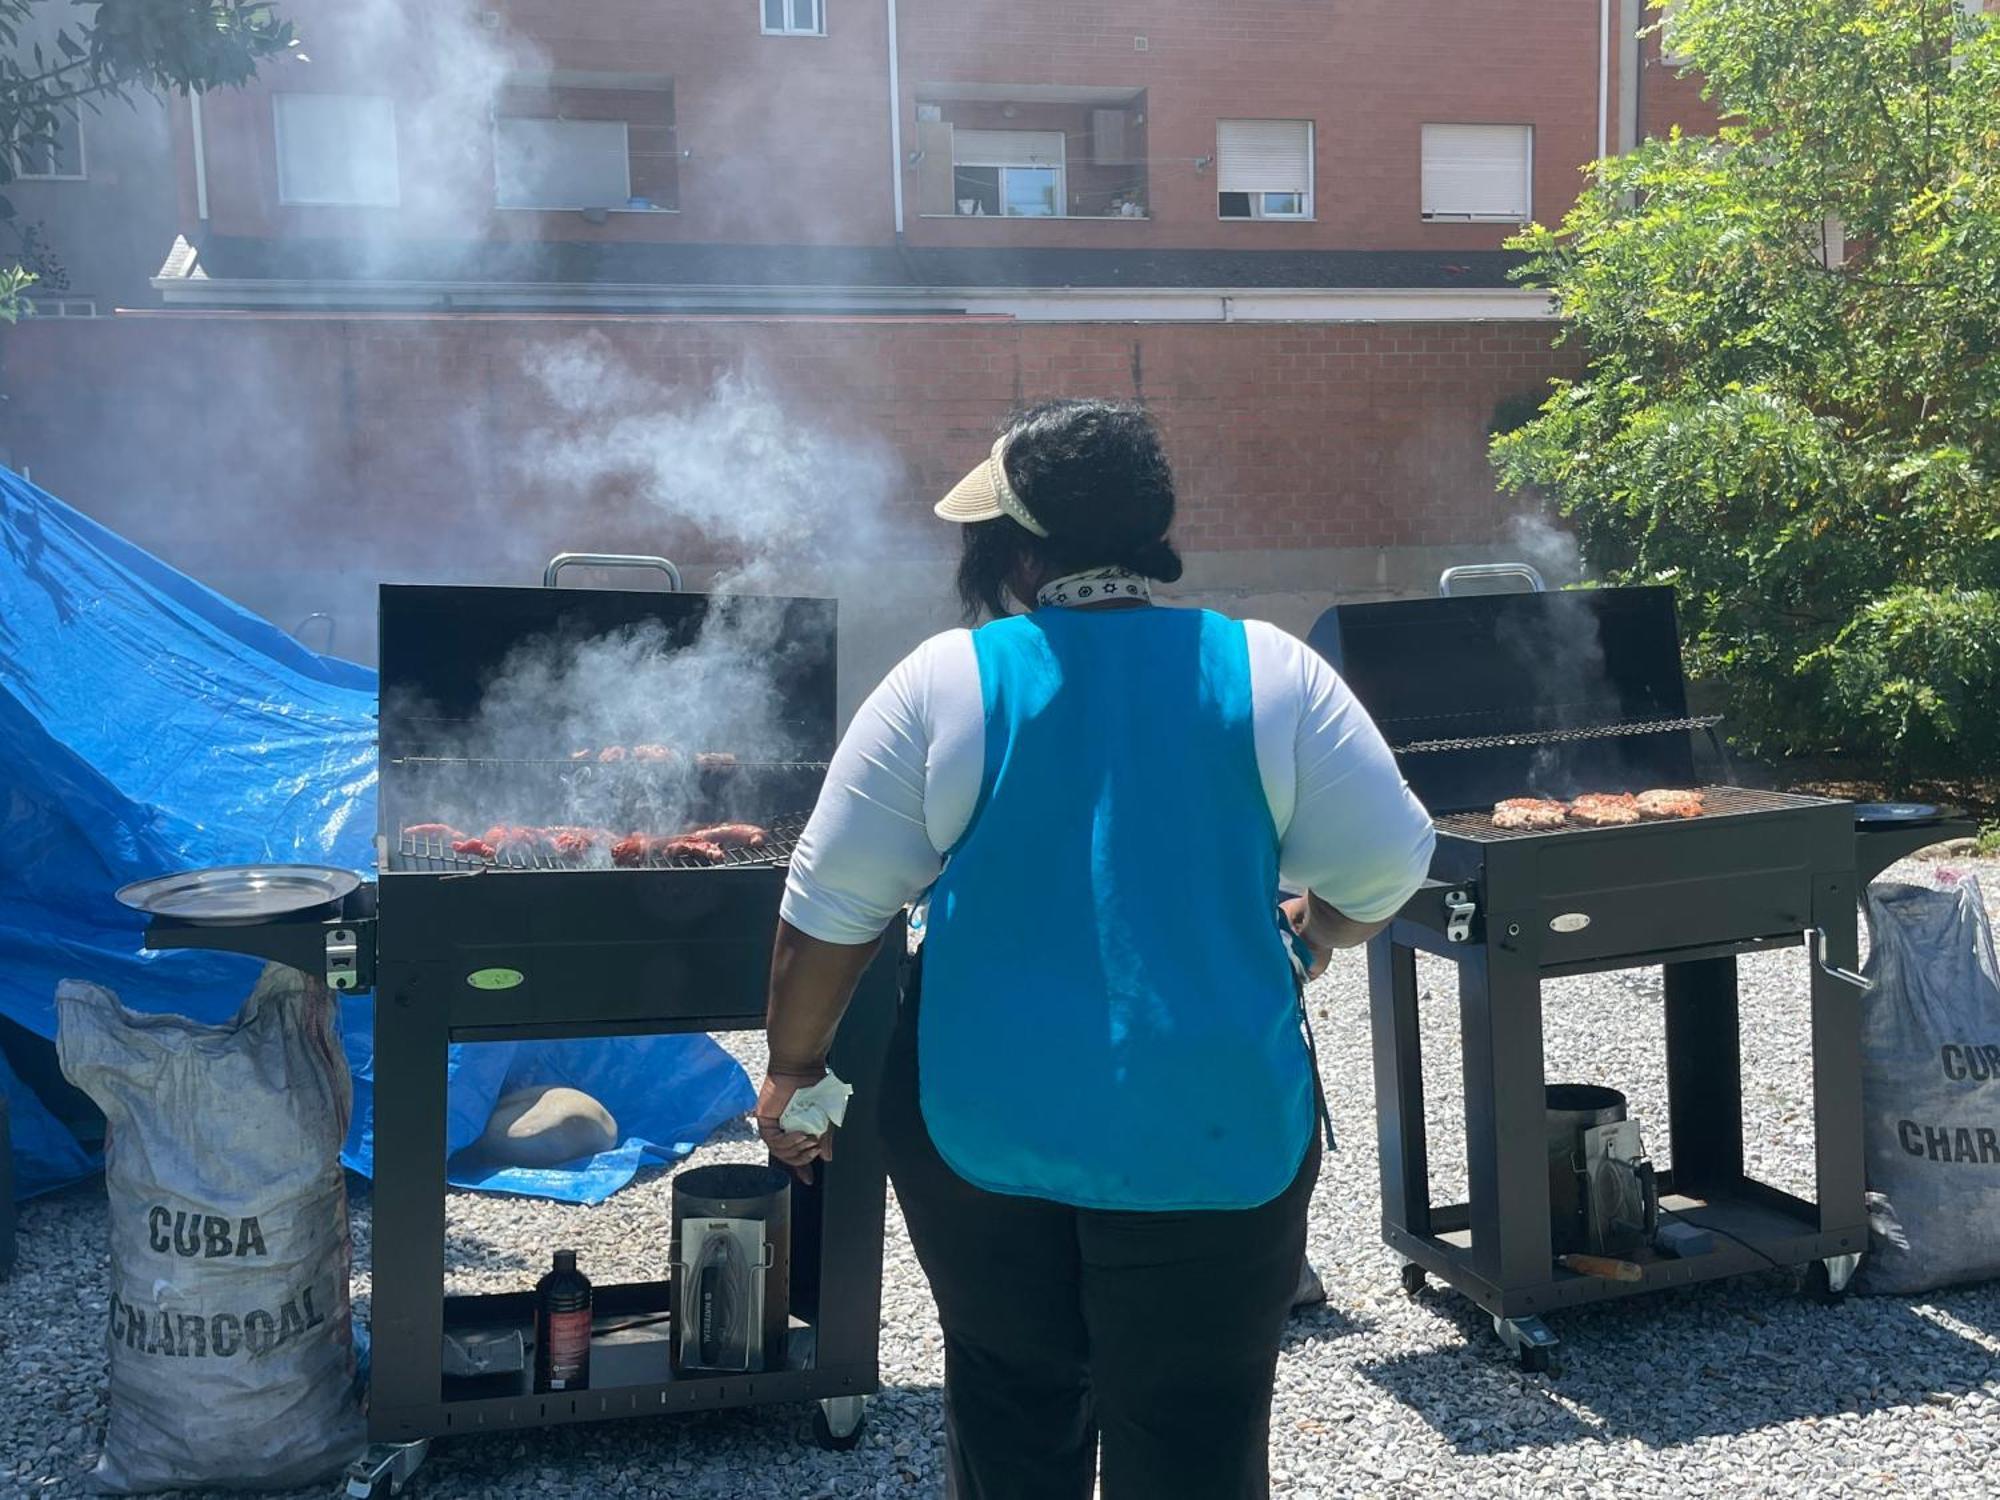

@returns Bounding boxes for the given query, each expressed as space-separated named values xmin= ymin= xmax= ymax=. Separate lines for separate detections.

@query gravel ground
xmin=5 ymin=856 xmax=1999 ymax=1498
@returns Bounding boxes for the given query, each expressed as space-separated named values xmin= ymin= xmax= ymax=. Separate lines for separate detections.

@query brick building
xmin=2 ymin=0 xmax=1753 ymax=680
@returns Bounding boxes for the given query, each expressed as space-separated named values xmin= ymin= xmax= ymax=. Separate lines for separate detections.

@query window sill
xmin=920 ymin=212 xmax=1151 ymax=222
xmin=760 ymin=30 xmax=827 ymax=37
xmin=1218 ymin=217 xmax=1317 ymax=224
xmin=497 ymin=205 xmax=681 ymax=215
xmin=1422 ymin=214 xmax=1529 ymax=224
xmin=14 ymin=175 xmax=86 ymax=184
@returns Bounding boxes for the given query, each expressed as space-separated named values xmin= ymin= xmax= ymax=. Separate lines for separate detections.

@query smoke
xmin=385 ymin=597 xmax=824 ymax=860
xmin=517 ymin=336 xmax=908 ymax=593
xmin=1503 ymin=509 xmax=1587 ymax=589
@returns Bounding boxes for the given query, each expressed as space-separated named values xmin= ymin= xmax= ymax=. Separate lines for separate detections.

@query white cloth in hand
xmin=778 ymin=1071 xmax=854 ymax=1136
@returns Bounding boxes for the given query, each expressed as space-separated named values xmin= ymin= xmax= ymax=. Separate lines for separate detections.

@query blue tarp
xmin=0 ymin=467 xmax=752 ymax=1204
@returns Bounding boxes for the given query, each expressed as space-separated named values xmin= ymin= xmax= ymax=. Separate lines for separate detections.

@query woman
xmin=758 ymin=399 xmax=1434 ymax=1500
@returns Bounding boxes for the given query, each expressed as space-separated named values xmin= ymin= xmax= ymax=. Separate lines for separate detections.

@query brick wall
xmin=186 ymin=0 xmax=1613 ymax=260
xmin=0 ymin=313 xmax=1576 ymax=657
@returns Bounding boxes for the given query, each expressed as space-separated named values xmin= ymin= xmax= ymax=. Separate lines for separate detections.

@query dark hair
xmin=954 ymin=399 xmax=1185 ymax=621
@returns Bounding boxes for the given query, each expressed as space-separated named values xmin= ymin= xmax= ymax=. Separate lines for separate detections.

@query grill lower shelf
xmin=389 ymin=814 xmax=808 ymax=873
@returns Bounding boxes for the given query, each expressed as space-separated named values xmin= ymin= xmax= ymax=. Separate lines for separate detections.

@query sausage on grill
xmin=451 ymin=837 xmax=496 ymax=859
xmin=632 ymin=744 xmax=676 ymax=762
xmin=688 ymin=822 xmax=767 ymax=849
xmin=650 ymin=835 xmax=727 ymax=864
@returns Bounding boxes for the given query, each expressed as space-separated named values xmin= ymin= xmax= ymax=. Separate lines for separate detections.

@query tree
xmin=0 ymin=1 xmax=294 ymax=317
xmin=1492 ymin=0 xmax=2000 ymax=780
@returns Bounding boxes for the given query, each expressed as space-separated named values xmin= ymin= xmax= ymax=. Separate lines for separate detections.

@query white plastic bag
xmin=57 ymin=964 xmax=364 ymax=1492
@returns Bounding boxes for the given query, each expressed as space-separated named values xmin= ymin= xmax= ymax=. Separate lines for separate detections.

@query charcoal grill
xmin=136 ymin=559 xmax=899 ymax=1490
xmin=1308 ymin=583 xmax=1970 ymax=1370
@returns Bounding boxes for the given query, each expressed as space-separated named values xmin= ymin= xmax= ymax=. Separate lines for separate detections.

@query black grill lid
xmin=1307 ymin=586 xmax=1699 ymax=815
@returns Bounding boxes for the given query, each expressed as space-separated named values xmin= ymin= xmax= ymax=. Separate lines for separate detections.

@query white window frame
xmin=273 ymin=93 xmax=401 ymax=207
xmin=13 ymin=105 xmax=85 ymax=181
xmin=1420 ymin=123 xmax=1533 ymax=224
xmin=1215 ymin=119 xmax=1315 ymax=222
xmin=951 ymin=130 xmax=1067 ymax=218
xmin=761 ymin=0 xmax=825 ymax=36
xmin=493 ymin=115 xmax=635 ymax=211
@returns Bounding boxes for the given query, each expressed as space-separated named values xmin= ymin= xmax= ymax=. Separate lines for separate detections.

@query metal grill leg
xmin=1370 ymin=937 xmax=1430 ymax=1237
xmin=1460 ymin=948 xmax=1552 ymax=1290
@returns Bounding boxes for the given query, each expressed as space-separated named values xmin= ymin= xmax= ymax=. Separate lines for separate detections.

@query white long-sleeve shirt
xmin=782 ymin=617 xmax=1436 ymax=945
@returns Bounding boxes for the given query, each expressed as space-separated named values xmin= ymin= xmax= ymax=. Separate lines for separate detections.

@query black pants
xmin=881 ymin=964 xmax=1320 ymax=1500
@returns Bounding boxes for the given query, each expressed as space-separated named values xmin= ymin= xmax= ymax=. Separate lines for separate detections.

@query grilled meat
xmin=610 ymin=833 xmax=649 ymax=867
xmin=1569 ymin=792 xmax=1641 ymax=827
xmin=451 ymin=837 xmax=496 ymax=859
xmin=596 ymin=746 xmax=627 ymax=764
xmin=403 ymin=822 xmax=464 ymax=840
xmin=696 ymin=752 xmax=738 ymax=773
xmin=631 ymin=744 xmax=676 ymax=762
xmin=1635 ymin=788 xmax=1706 ymax=820
xmin=650 ymin=835 xmax=727 ymax=864
xmin=688 ymin=822 xmax=767 ymax=849
xmin=1492 ymin=798 xmax=1569 ymax=831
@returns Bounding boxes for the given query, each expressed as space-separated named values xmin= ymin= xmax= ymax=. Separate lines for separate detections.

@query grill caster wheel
xmin=1492 ymin=1314 xmax=1561 ymax=1376
xmin=1399 ymin=1262 xmax=1427 ymax=1297
xmin=1802 ymin=1254 xmax=1860 ymax=1305
xmin=813 ymin=1396 xmax=868 ymax=1452
xmin=1518 ymin=1343 xmax=1559 ymax=1376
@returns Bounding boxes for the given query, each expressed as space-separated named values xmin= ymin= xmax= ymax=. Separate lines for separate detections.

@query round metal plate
xmin=1854 ymin=802 xmax=1943 ymax=828
xmin=115 ymin=864 xmax=361 ymax=926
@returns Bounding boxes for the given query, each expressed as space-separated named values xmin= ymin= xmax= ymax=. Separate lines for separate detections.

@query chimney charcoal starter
xmin=139 ymin=573 xmax=899 ymax=1473
xmin=1308 ymin=585 xmax=1945 ymax=1370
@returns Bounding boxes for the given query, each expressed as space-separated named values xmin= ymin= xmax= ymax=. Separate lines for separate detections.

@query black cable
xmin=1658 ymin=1203 xmax=1787 ymax=1275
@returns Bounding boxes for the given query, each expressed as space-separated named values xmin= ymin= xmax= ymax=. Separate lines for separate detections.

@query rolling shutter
xmin=1421 ymin=124 xmax=1532 ymax=220
xmin=952 ymin=130 xmax=1066 ymax=168
xmin=1216 ymin=120 xmax=1311 ymax=195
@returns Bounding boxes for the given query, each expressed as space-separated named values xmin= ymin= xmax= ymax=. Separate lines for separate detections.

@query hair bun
xmin=1128 ymin=536 xmax=1185 ymax=584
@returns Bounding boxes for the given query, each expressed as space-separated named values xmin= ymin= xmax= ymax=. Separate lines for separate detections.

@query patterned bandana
xmin=1036 ymin=567 xmax=1154 ymax=609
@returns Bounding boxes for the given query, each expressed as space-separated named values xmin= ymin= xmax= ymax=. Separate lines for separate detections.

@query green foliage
xmin=1493 ymin=0 xmax=2000 ymax=779
xmin=0 ymin=2 xmax=294 ymax=313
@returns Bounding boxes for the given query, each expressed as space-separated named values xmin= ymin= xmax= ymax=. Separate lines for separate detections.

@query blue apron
xmin=919 ymin=607 xmax=1315 ymax=1212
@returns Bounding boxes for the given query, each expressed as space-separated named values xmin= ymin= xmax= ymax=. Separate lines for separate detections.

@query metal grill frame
xmin=390 ymin=814 xmax=809 ymax=873
xmin=1432 ymin=785 xmax=1830 ymax=843
xmin=1394 ymin=714 xmax=1723 ymax=757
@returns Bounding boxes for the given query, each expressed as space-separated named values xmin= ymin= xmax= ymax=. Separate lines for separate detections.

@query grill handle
xmin=1437 ymin=563 xmax=1546 ymax=597
xmin=543 ymin=553 xmax=684 ymax=591
xmin=1809 ymin=927 xmax=1869 ymax=991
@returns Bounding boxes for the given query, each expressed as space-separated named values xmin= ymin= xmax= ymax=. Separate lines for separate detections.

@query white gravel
xmin=5 ymin=856 xmax=1999 ymax=1498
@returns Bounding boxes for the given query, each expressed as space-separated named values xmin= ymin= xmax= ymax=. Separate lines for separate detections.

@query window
xmin=952 ymin=130 xmax=1065 ymax=217
xmin=493 ymin=78 xmax=677 ymax=212
xmin=274 ymin=94 xmax=399 ymax=206
xmin=1420 ymin=124 xmax=1532 ymax=222
xmin=1216 ymin=120 xmax=1313 ymax=220
xmin=1659 ymin=0 xmax=1690 ymax=65
xmin=12 ymin=106 xmax=84 ymax=180
xmin=26 ymin=296 xmax=95 ymax=318
xmin=496 ymin=119 xmax=631 ymax=210
xmin=762 ymin=0 xmax=824 ymax=35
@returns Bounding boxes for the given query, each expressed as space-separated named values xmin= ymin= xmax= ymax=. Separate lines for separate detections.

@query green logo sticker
xmin=466 ymin=967 xmax=525 ymax=991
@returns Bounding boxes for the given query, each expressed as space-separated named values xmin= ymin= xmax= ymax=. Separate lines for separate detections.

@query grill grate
xmin=1393 ymin=715 xmax=1723 ymax=756
xmin=1435 ymin=785 xmax=1836 ymax=843
xmin=388 ymin=813 xmax=810 ymax=873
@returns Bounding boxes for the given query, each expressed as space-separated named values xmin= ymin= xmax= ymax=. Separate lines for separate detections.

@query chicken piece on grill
xmin=451 ymin=837 xmax=496 ymax=860
xmin=570 ymin=749 xmax=594 ymax=762
xmin=1635 ymin=788 xmax=1706 ymax=820
xmin=597 ymin=746 xmax=628 ymax=764
xmin=610 ymin=833 xmax=649 ymax=867
xmin=687 ymin=822 xmax=767 ymax=850
xmin=1569 ymin=792 xmax=1641 ymax=827
xmin=1492 ymin=798 xmax=1568 ymax=831
xmin=482 ymin=824 xmax=544 ymax=858
xmin=631 ymin=744 xmax=676 ymax=763
xmin=695 ymin=752 xmax=738 ymax=773
xmin=403 ymin=822 xmax=464 ymax=840
xmin=548 ymin=826 xmax=611 ymax=860
xmin=650 ymin=834 xmax=727 ymax=865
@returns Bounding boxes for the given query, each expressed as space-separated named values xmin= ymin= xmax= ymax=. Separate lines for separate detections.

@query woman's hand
xmin=1280 ymin=895 xmax=1333 ymax=981
xmin=756 ymin=1066 xmax=834 ymax=1184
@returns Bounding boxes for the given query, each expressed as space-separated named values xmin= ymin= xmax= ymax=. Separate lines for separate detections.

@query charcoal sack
xmin=1855 ymin=878 xmax=2000 ymax=1296
xmin=56 ymin=965 xmax=364 ymax=1492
